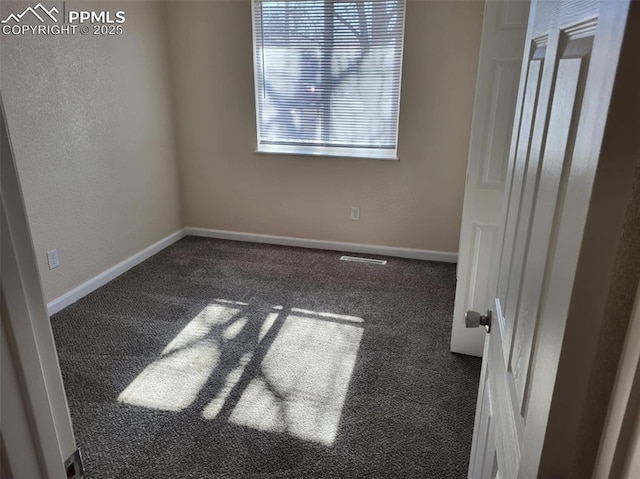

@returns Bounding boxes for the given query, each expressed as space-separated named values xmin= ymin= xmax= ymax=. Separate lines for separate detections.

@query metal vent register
xmin=339 ymin=256 xmax=387 ymax=265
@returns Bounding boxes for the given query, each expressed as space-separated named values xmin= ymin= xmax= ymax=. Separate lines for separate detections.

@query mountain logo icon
xmin=1 ymin=3 xmax=59 ymax=24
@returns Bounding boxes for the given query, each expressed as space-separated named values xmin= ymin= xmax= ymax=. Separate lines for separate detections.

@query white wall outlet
xmin=351 ymin=206 xmax=360 ymax=221
xmin=47 ymin=249 xmax=60 ymax=270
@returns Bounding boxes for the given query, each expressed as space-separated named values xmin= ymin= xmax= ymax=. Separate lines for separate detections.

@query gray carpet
xmin=51 ymin=237 xmax=481 ymax=478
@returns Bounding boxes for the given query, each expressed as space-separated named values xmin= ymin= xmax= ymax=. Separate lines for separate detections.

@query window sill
xmin=255 ymin=144 xmax=399 ymax=161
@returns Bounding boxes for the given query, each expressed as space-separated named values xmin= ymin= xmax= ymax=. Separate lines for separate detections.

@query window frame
xmin=251 ymin=0 xmax=406 ymax=161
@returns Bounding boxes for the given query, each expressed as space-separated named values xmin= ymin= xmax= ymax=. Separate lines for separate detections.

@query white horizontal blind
xmin=253 ymin=0 xmax=405 ymax=159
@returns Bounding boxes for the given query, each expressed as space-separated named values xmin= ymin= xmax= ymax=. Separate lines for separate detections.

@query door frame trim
xmin=595 ymin=282 xmax=640 ymax=478
xmin=1 ymin=95 xmax=74 ymax=477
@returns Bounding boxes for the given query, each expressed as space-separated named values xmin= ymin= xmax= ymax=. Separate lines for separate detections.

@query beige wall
xmin=1 ymin=1 xmax=182 ymax=302
xmin=2 ymin=0 xmax=483 ymax=303
xmin=167 ymin=0 xmax=483 ymax=252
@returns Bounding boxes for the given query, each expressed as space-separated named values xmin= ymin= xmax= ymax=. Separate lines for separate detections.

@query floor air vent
xmin=340 ymin=255 xmax=387 ymax=265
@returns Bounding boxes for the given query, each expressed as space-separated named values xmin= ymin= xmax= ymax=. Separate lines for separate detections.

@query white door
xmin=451 ymin=0 xmax=529 ymax=357
xmin=468 ymin=0 xmax=633 ymax=477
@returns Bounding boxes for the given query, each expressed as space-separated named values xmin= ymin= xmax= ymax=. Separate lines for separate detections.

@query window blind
xmin=252 ymin=0 xmax=406 ymax=159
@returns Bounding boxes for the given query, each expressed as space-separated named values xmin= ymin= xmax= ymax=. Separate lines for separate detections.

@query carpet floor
xmin=51 ymin=237 xmax=481 ymax=478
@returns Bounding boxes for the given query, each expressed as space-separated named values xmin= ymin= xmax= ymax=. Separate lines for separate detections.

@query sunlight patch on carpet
xmin=117 ymin=301 xmax=243 ymax=411
xmin=119 ymin=302 xmax=363 ymax=445
xmin=203 ymin=311 xmax=363 ymax=446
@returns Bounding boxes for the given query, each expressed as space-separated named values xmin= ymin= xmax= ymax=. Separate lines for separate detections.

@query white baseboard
xmin=184 ymin=227 xmax=458 ymax=263
xmin=47 ymin=227 xmax=457 ymax=316
xmin=47 ymin=229 xmax=186 ymax=316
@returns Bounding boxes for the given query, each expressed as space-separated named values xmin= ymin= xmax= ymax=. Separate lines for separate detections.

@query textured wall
xmin=1 ymin=0 xmax=483 ymax=303
xmin=1 ymin=1 xmax=182 ymax=302
xmin=167 ymin=0 xmax=483 ymax=252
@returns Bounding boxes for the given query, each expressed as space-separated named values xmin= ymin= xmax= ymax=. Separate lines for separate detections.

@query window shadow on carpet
xmin=117 ymin=298 xmax=364 ymax=447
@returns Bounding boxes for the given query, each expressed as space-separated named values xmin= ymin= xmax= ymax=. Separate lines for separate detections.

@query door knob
xmin=465 ymin=309 xmax=492 ymax=333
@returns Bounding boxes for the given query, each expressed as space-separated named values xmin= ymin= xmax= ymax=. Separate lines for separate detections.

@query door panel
xmin=496 ymin=43 xmax=544 ymax=305
xmin=468 ymin=1 xmax=632 ymax=477
xmin=512 ymin=31 xmax=593 ymax=413
xmin=479 ymin=58 xmax=521 ymax=188
xmin=451 ymin=0 xmax=529 ymax=357
xmin=498 ymin=44 xmax=544 ymax=368
xmin=488 ymin=315 xmax=521 ymax=479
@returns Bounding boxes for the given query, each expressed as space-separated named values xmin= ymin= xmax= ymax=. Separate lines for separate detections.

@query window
xmin=252 ymin=0 xmax=406 ymax=160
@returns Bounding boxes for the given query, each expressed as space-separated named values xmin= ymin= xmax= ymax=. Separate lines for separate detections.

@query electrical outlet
xmin=47 ymin=249 xmax=59 ymax=270
xmin=351 ymin=206 xmax=360 ymax=221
